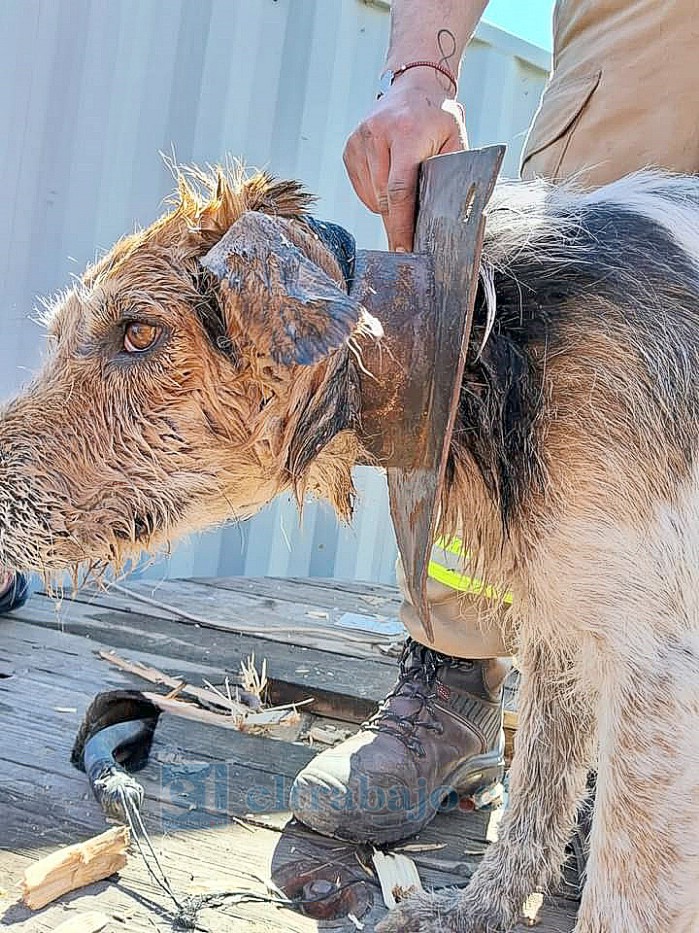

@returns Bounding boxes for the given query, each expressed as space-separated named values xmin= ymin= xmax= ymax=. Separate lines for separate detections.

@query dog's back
xmin=432 ymin=172 xmax=699 ymax=932
xmin=451 ymin=172 xmax=699 ymax=540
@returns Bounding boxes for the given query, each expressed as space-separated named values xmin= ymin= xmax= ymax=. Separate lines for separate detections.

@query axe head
xmin=353 ymin=146 xmax=504 ymax=642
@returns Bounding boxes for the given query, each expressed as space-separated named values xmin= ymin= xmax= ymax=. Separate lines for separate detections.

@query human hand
xmin=344 ymin=72 xmax=467 ymax=251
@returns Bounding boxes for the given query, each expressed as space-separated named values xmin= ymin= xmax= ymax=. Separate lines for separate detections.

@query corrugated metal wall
xmin=0 ymin=0 xmax=550 ymax=584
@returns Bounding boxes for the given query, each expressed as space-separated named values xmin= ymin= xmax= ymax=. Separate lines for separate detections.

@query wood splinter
xmin=21 ymin=826 xmax=129 ymax=910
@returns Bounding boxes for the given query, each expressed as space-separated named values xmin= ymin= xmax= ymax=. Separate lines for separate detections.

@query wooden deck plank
xmin=12 ymin=595 xmax=396 ymax=723
xmin=191 ymin=575 xmax=403 ymax=616
xmin=67 ymin=577 xmax=405 ymax=662
xmin=0 ymin=581 xmax=577 ymax=932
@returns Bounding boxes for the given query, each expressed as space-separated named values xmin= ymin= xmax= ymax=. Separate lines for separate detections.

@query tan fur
xmin=1 ymin=166 xmax=697 ymax=931
xmin=379 ymin=309 xmax=699 ymax=931
xmin=0 ymin=167 xmax=357 ymax=582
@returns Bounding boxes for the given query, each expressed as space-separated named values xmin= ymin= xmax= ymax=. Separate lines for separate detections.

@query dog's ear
xmin=200 ymin=211 xmax=363 ymax=366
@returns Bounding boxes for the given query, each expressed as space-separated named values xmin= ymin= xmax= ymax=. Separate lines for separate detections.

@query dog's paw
xmin=375 ymin=886 xmax=514 ymax=933
xmin=375 ymin=889 xmax=464 ymax=933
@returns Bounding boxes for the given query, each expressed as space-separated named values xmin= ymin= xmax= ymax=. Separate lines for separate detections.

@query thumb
xmin=441 ymin=99 xmax=469 ymax=153
xmin=440 ymin=134 xmax=469 ymax=155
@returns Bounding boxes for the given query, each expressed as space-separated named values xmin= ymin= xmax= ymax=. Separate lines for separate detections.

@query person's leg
xmin=0 ymin=571 xmax=29 ymax=615
xmin=291 ymin=553 xmax=513 ymax=843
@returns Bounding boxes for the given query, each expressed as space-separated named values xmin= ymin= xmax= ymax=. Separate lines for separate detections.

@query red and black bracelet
xmin=377 ymin=61 xmax=458 ymax=98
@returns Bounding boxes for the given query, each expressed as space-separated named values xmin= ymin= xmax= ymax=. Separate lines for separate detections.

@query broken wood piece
xmin=52 ymin=910 xmax=111 ymax=933
xmin=202 ymin=674 xmax=261 ymax=711
xmin=98 ymin=650 xmax=250 ymax=718
xmin=239 ymin=653 xmax=268 ymax=702
xmin=308 ymin=724 xmax=351 ymax=745
xmin=240 ymin=706 xmax=302 ymax=733
xmin=141 ymin=691 xmax=250 ymax=729
xmin=521 ymin=891 xmax=544 ymax=926
xmin=99 ymin=651 xmax=310 ymax=739
xmin=371 ymin=850 xmax=424 ymax=910
xmin=141 ymin=691 xmax=303 ymax=734
xmin=21 ymin=827 xmax=129 ymax=911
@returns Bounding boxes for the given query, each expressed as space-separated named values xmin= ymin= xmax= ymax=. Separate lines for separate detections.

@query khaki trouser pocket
xmin=520 ymin=70 xmax=602 ymax=182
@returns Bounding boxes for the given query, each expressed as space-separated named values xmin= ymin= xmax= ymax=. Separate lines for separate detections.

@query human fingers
xmin=343 ymin=126 xmax=381 ymax=213
xmin=385 ymin=155 xmax=420 ymax=252
xmin=439 ymin=99 xmax=468 ymax=153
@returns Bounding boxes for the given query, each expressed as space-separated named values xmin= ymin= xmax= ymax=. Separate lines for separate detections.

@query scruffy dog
xmin=1 ymin=166 xmax=697 ymax=932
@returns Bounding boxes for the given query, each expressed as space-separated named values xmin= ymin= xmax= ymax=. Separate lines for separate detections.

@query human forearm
xmin=385 ymin=0 xmax=490 ymax=89
xmin=344 ymin=0 xmax=490 ymax=251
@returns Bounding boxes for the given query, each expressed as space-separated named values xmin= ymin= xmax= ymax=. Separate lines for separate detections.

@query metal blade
xmin=396 ymin=145 xmax=504 ymax=641
xmin=352 ymin=146 xmax=504 ymax=642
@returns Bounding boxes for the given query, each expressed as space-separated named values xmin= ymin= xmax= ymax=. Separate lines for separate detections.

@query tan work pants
xmin=400 ymin=0 xmax=699 ymax=655
xmin=396 ymin=555 xmax=515 ymax=657
xmin=521 ymin=0 xmax=699 ymax=186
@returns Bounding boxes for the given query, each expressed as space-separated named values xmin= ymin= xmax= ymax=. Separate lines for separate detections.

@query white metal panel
xmin=0 ymin=0 xmax=549 ymax=584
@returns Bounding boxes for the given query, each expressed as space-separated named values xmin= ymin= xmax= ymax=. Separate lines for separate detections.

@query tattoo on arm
xmin=437 ymin=28 xmax=458 ymax=91
xmin=437 ymin=29 xmax=459 ymax=74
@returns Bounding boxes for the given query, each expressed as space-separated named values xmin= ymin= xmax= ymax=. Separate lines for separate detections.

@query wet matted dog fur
xmin=1 ymin=166 xmax=697 ymax=931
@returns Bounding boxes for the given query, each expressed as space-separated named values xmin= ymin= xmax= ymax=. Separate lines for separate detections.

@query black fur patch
xmin=455 ymin=200 xmax=699 ymax=529
xmin=191 ymin=270 xmax=239 ymax=364
xmin=303 ymin=216 xmax=356 ymax=290
xmin=286 ymin=352 xmax=360 ymax=483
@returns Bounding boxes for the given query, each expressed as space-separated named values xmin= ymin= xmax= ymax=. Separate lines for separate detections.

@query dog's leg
xmin=576 ymin=634 xmax=699 ymax=932
xmin=376 ymin=641 xmax=594 ymax=933
xmin=561 ymin=488 xmax=699 ymax=933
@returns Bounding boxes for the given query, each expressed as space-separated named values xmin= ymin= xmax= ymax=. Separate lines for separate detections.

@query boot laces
xmin=364 ymin=639 xmax=454 ymax=757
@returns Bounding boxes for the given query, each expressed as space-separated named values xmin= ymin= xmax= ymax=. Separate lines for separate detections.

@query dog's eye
xmin=124 ymin=322 xmax=161 ymax=353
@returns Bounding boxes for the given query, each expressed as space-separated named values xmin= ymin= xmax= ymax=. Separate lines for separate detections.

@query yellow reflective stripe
xmin=434 ymin=535 xmax=469 ymax=558
xmin=427 ymin=559 xmax=514 ymax=604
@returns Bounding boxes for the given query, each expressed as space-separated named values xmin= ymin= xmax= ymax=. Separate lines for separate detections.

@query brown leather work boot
xmin=290 ymin=639 xmax=509 ymax=843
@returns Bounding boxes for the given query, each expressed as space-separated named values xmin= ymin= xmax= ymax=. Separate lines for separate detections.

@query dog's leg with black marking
xmin=377 ymin=640 xmax=595 ymax=933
